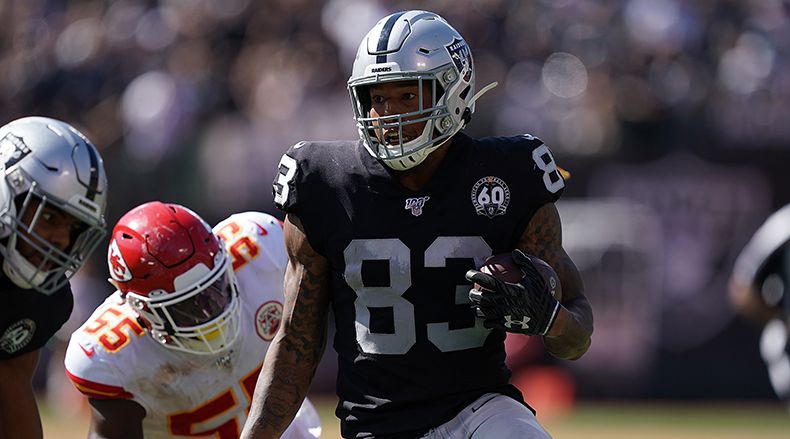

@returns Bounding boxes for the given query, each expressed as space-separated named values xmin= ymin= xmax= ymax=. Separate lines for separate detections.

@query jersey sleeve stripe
xmin=65 ymin=369 xmax=134 ymax=399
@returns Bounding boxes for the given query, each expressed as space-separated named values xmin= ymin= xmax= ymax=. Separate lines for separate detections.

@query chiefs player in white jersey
xmin=64 ymin=202 xmax=320 ymax=439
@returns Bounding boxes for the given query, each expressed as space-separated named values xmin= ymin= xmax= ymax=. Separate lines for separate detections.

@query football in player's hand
xmin=476 ymin=252 xmax=562 ymax=302
xmin=478 ymin=253 xmax=523 ymax=283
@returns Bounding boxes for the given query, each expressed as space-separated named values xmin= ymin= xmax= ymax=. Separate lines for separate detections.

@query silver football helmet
xmin=0 ymin=116 xmax=107 ymax=294
xmin=348 ymin=10 xmax=495 ymax=171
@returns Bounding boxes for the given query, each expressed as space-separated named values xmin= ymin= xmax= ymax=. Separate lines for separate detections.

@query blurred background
xmin=4 ymin=0 xmax=790 ymax=432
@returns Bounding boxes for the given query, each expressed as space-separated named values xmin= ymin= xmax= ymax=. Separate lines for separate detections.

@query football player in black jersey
xmin=728 ymin=203 xmax=790 ymax=411
xmin=0 ymin=117 xmax=108 ymax=439
xmin=242 ymin=10 xmax=593 ymax=439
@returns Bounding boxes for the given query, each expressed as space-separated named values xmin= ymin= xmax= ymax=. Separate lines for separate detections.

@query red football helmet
xmin=107 ymin=201 xmax=240 ymax=354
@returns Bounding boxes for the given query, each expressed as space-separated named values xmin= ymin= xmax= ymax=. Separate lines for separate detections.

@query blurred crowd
xmin=3 ymin=0 xmax=788 ymax=219
xmin=3 ymin=0 xmax=790 ymax=403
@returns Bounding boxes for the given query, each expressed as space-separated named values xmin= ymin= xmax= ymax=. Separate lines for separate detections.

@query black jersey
xmin=0 ymin=275 xmax=73 ymax=360
xmin=273 ymin=132 xmax=565 ymax=438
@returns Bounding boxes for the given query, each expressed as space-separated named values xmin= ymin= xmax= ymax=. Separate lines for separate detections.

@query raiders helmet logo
xmin=0 ymin=133 xmax=32 ymax=170
xmin=446 ymin=38 xmax=472 ymax=82
xmin=471 ymin=176 xmax=510 ymax=219
xmin=108 ymin=239 xmax=133 ymax=282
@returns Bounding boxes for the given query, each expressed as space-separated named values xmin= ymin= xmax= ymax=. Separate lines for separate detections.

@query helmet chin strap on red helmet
xmin=136 ymin=315 xmax=149 ymax=331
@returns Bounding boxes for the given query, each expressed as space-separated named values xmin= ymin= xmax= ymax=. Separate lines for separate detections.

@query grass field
xmin=38 ymin=393 xmax=790 ymax=438
xmin=542 ymin=401 xmax=790 ymax=438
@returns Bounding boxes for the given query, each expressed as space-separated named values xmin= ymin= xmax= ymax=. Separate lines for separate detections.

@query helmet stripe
xmin=85 ymin=142 xmax=100 ymax=201
xmin=375 ymin=11 xmax=406 ymax=64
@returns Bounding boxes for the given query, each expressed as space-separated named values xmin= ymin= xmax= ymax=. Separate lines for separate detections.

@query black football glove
xmin=465 ymin=249 xmax=560 ymax=336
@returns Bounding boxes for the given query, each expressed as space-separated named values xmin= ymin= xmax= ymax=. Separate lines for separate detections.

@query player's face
xmin=368 ymin=80 xmax=433 ymax=145
xmin=17 ymin=200 xmax=85 ymax=269
xmin=166 ymin=273 xmax=234 ymax=326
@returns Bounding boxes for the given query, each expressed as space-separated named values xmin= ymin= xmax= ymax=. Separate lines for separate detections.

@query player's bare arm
xmin=0 ymin=350 xmax=43 ymax=439
xmin=241 ymin=213 xmax=330 ymax=439
xmin=87 ymin=398 xmax=145 ymax=439
xmin=517 ymin=202 xmax=593 ymax=360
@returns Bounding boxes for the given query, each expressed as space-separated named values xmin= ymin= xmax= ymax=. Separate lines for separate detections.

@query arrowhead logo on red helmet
xmin=108 ymin=239 xmax=132 ymax=282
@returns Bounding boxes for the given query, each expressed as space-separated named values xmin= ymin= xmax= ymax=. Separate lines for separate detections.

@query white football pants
xmin=418 ymin=393 xmax=552 ymax=439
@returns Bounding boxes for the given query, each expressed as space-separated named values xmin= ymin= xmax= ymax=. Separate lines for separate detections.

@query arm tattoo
xmin=518 ymin=203 xmax=594 ymax=360
xmin=284 ymin=232 xmax=330 ymax=363
xmin=242 ymin=214 xmax=330 ymax=438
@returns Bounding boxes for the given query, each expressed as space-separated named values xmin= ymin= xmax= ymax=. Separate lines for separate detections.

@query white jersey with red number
xmin=64 ymin=211 xmax=321 ymax=439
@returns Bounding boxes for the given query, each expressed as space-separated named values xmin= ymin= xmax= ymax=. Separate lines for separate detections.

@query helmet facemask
xmin=349 ymin=67 xmax=466 ymax=171
xmin=126 ymin=250 xmax=241 ymax=355
xmin=1 ymin=180 xmax=106 ymax=294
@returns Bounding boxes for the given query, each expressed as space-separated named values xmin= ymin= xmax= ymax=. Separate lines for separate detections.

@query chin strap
xmin=460 ymin=81 xmax=499 ymax=126
xmin=470 ymin=81 xmax=499 ymax=107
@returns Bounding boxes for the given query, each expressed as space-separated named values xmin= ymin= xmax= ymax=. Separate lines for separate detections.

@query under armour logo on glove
xmin=466 ymin=249 xmax=560 ymax=336
xmin=504 ymin=315 xmax=531 ymax=330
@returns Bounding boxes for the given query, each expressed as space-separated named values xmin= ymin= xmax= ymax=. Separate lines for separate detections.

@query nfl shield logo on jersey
xmin=214 ymin=350 xmax=234 ymax=370
xmin=471 ymin=176 xmax=510 ymax=219
xmin=405 ymin=196 xmax=430 ymax=217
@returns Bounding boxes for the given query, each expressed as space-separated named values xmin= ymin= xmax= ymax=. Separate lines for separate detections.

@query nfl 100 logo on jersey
xmin=471 ymin=176 xmax=510 ymax=219
xmin=405 ymin=196 xmax=430 ymax=217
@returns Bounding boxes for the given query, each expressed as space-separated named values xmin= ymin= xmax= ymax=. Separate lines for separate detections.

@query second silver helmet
xmin=0 ymin=116 xmax=107 ymax=294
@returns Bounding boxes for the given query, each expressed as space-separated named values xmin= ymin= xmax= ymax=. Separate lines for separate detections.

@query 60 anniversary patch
xmin=471 ymin=176 xmax=510 ymax=219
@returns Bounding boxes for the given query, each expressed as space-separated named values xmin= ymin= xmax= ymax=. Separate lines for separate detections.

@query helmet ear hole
xmin=459 ymin=85 xmax=470 ymax=100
